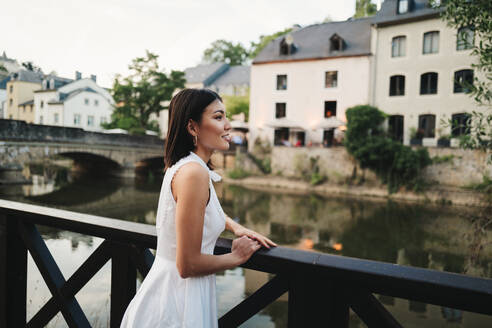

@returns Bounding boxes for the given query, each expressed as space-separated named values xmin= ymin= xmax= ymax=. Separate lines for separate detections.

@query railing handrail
xmin=1 ymin=199 xmax=492 ymax=317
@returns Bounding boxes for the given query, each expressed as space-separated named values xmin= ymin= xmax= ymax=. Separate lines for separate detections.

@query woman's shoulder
xmin=174 ymin=161 xmax=208 ymax=182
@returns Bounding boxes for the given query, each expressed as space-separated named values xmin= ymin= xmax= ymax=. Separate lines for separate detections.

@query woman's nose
xmin=224 ymin=118 xmax=231 ymax=131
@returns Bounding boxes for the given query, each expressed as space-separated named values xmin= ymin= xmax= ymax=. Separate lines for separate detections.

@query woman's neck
xmin=192 ymin=147 xmax=212 ymax=164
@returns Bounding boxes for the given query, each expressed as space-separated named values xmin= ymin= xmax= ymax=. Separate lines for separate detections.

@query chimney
xmin=90 ymin=74 xmax=97 ymax=83
xmin=75 ymin=71 xmax=82 ymax=80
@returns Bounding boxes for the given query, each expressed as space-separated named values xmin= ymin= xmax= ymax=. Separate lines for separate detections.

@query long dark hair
xmin=164 ymin=88 xmax=222 ymax=170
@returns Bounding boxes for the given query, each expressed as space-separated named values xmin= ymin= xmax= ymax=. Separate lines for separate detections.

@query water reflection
xmin=1 ymin=175 xmax=491 ymax=327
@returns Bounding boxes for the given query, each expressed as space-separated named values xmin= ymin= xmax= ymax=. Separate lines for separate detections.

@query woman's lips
xmin=222 ymin=135 xmax=231 ymax=142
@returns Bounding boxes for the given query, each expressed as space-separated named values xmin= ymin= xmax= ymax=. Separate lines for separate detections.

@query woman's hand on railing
xmin=231 ymin=236 xmax=262 ymax=265
xmin=233 ymin=226 xmax=277 ymax=249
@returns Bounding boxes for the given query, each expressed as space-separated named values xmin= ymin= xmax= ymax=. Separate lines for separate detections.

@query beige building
xmin=5 ymin=70 xmax=43 ymax=122
xmin=371 ymin=0 xmax=480 ymax=145
xmin=249 ymin=18 xmax=373 ymax=149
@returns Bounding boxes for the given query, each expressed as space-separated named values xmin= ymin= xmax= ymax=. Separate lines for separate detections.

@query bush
xmin=227 ymin=168 xmax=250 ymax=179
xmin=344 ymin=105 xmax=432 ymax=193
xmin=247 ymin=153 xmax=271 ymax=174
xmin=464 ymin=175 xmax=492 ymax=194
xmin=294 ymin=155 xmax=327 ymax=186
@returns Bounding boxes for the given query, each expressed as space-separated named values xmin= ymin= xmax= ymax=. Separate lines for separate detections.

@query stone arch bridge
xmin=0 ymin=119 xmax=165 ymax=177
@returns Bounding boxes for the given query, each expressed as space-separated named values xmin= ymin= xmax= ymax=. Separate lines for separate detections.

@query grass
xmin=431 ymin=154 xmax=455 ymax=164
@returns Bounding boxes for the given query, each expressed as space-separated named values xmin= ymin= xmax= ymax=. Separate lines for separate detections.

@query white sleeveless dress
xmin=121 ymin=152 xmax=226 ymax=328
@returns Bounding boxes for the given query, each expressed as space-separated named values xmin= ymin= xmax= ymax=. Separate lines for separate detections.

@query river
xmin=0 ymin=167 xmax=491 ymax=327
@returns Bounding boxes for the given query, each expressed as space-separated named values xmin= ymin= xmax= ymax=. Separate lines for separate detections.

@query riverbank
xmin=219 ymin=172 xmax=489 ymax=207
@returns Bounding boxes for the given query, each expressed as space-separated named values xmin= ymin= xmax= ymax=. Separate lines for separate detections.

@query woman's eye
xmin=215 ymin=116 xmax=222 ymax=120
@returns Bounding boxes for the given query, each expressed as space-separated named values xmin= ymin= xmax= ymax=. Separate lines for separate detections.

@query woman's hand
xmin=233 ymin=226 xmax=277 ymax=249
xmin=231 ymin=236 xmax=261 ymax=265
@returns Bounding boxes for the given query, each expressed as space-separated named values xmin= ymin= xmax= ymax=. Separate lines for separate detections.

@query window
xmin=74 ymin=114 xmax=81 ymax=125
xmin=9 ymin=99 xmax=12 ymax=106
xmin=279 ymin=36 xmax=296 ymax=55
xmin=420 ymin=72 xmax=438 ymax=95
xmin=276 ymin=75 xmax=287 ymax=90
xmin=9 ymin=85 xmax=13 ymax=93
xmin=457 ymin=27 xmax=474 ymax=50
xmin=274 ymin=128 xmax=290 ymax=146
xmin=423 ymin=31 xmax=439 ymax=54
xmin=388 ymin=115 xmax=404 ymax=143
xmin=330 ymin=34 xmax=344 ymax=52
xmin=391 ymin=36 xmax=406 ymax=57
xmin=84 ymin=98 xmax=89 ymax=105
xmin=94 ymin=99 xmax=99 ymax=106
xmin=389 ymin=75 xmax=405 ymax=96
xmin=294 ymin=131 xmax=305 ymax=147
xmin=324 ymin=101 xmax=337 ymax=118
xmin=54 ymin=113 xmax=59 ymax=124
xmin=451 ymin=113 xmax=471 ymax=137
xmin=325 ymin=71 xmax=338 ymax=88
xmin=100 ymin=117 xmax=107 ymax=124
xmin=275 ymin=103 xmax=286 ymax=118
xmin=454 ymin=69 xmax=473 ymax=93
xmin=40 ymin=115 xmax=43 ymax=124
xmin=398 ymin=0 xmax=408 ymax=14
xmin=87 ymin=115 xmax=94 ymax=127
xmin=30 ymin=105 xmax=33 ymax=112
xmin=418 ymin=114 xmax=436 ymax=138
xmin=40 ymin=101 xmax=44 ymax=108
xmin=323 ymin=129 xmax=335 ymax=147
xmin=23 ymin=106 xmax=26 ymax=113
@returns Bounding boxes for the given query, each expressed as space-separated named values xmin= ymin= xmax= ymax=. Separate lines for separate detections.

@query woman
xmin=121 ymin=88 xmax=276 ymax=328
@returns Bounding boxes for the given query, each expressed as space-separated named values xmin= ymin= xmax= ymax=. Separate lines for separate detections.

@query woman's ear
xmin=187 ymin=119 xmax=198 ymax=137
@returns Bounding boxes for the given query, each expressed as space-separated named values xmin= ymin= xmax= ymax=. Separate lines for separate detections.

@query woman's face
xmin=195 ymin=99 xmax=231 ymax=152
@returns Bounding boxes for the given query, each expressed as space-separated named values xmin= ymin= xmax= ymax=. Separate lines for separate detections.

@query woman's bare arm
xmin=173 ymin=163 xmax=260 ymax=278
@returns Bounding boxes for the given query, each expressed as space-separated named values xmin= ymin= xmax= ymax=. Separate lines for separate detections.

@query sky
xmin=1 ymin=0 xmax=366 ymax=88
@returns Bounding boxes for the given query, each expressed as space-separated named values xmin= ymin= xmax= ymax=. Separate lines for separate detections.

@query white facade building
xmin=371 ymin=0 xmax=481 ymax=145
xmin=249 ymin=18 xmax=373 ymax=149
xmin=34 ymin=77 xmax=113 ymax=131
xmin=0 ymin=89 xmax=6 ymax=119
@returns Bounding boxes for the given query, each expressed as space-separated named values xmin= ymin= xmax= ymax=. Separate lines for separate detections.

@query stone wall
xmin=0 ymin=119 xmax=164 ymax=148
xmin=271 ymin=146 xmax=491 ymax=187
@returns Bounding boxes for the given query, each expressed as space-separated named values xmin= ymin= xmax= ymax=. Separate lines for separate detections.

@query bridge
xmin=1 ymin=199 xmax=491 ymax=327
xmin=0 ymin=119 xmax=165 ymax=177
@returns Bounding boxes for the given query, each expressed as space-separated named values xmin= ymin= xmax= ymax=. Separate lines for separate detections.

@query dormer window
xmin=330 ymin=34 xmax=344 ymax=52
xmin=398 ymin=0 xmax=409 ymax=14
xmin=280 ymin=35 xmax=296 ymax=55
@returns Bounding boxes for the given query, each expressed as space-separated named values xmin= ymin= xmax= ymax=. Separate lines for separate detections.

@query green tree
xmin=202 ymin=40 xmax=250 ymax=66
xmin=222 ymin=93 xmax=249 ymax=122
xmin=431 ymin=0 xmax=491 ymax=158
xmin=344 ymin=105 xmax=431 ymax=192
xmin=21 ymin=61 xmax=43 ymax=73
xmin=104 ymin=51 xmax=185 ymax=135
xmin=249 ymin=27 xmax=293 ymax=59
xmin=354 ymin=0 xmax=377 ymax=18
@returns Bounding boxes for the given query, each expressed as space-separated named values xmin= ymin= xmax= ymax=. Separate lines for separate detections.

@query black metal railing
xmin=1 ymin=199 xmax=491 ymax=328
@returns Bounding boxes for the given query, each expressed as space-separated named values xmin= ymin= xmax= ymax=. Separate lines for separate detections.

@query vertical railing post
xmin=110 ymin=242 xmax=136 ymax=328
xmin=288 ymin=274 xmax=349 ymax=328
xmin=0 ymin=214 xmax=27 ymax=328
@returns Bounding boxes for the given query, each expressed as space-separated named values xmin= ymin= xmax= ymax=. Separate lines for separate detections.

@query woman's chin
xmin=221 ymin=142 xmax=230 ymax=151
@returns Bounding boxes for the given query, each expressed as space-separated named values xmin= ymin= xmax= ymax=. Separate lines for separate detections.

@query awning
xmin=230 ymin=120 xmax=249 ymax=131
xmin=265 ymin=118 xmax=306 ymax=131
xmin=312 ymin=117 xmax=346 ymax=130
